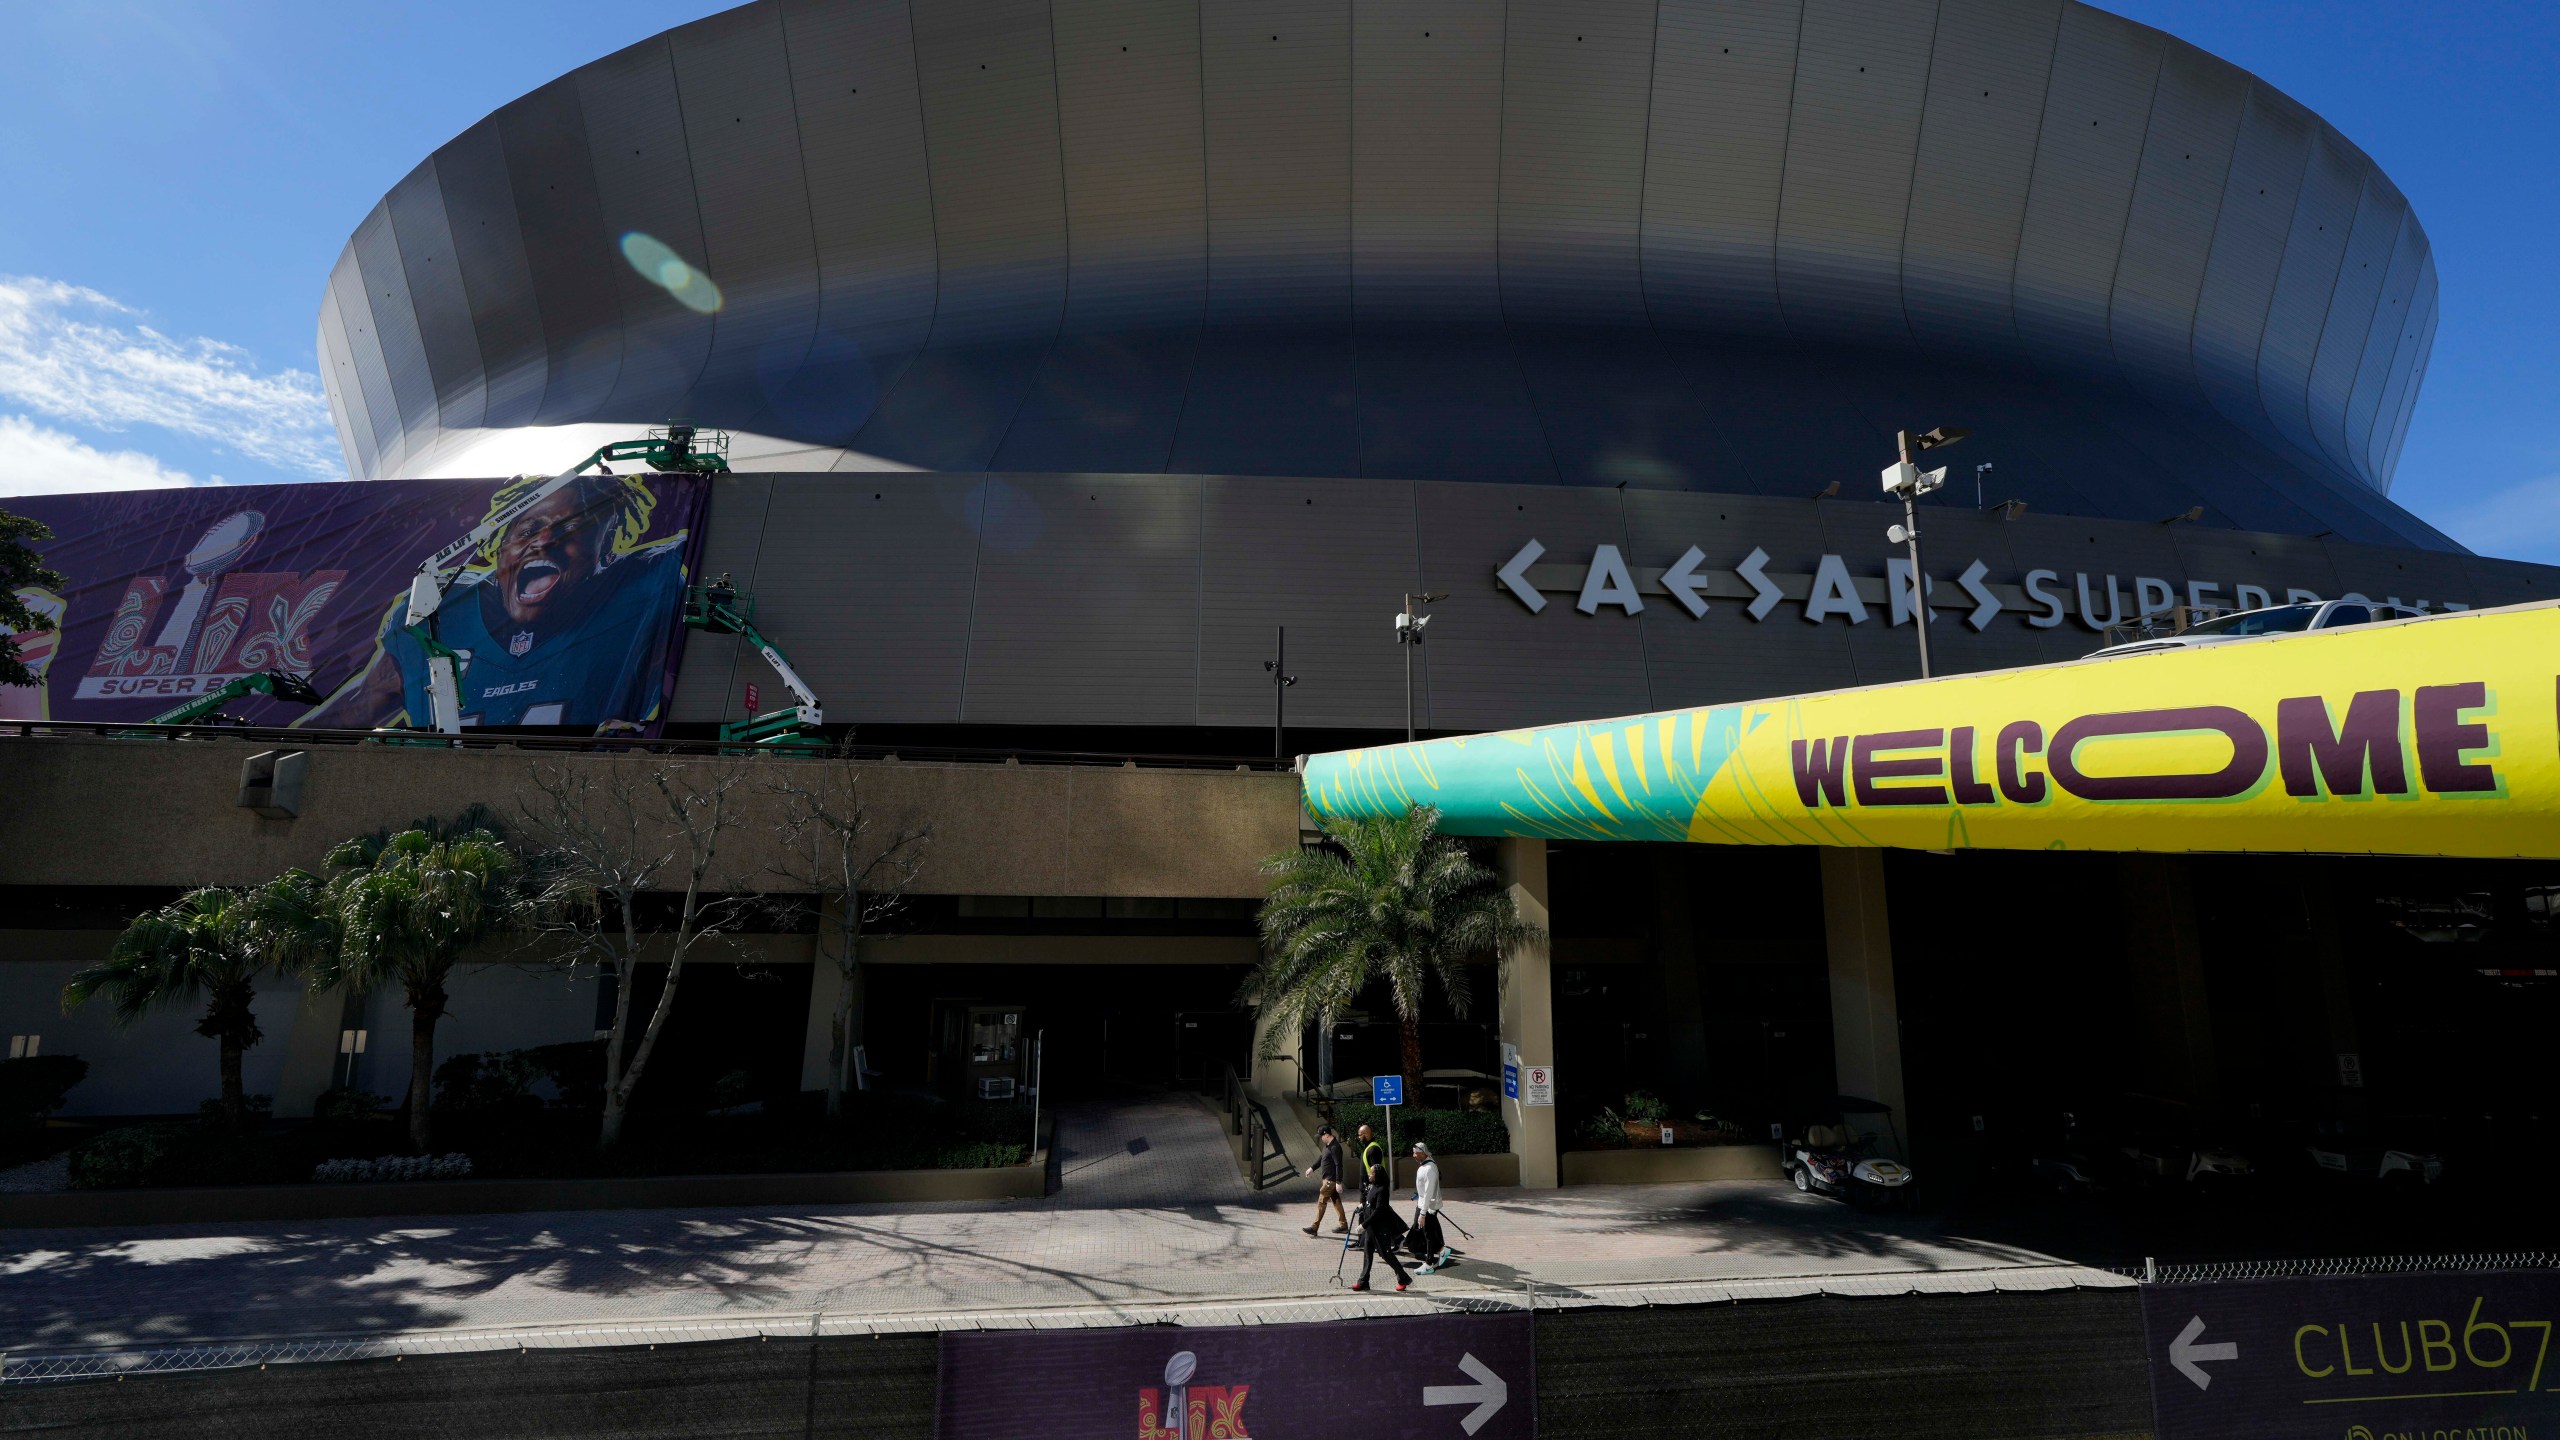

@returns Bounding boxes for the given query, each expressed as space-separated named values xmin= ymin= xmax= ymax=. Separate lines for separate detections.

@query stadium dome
xmin=320 ymin=0 xmax=2448 ymax=549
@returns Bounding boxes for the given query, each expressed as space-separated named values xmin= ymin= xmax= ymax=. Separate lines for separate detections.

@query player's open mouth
xmin=515 ymin=559 xmax=562 ymax=604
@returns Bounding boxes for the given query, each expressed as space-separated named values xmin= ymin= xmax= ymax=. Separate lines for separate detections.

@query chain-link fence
xmin=2104 ymin=1251 xmax=2560 ymax=1285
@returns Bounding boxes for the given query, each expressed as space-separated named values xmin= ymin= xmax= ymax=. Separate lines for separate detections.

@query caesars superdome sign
xmin=1493 ymin=540 xmax=2473 ymax=629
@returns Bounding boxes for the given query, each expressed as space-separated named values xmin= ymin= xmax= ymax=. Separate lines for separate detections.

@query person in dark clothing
xmin=1348 ymin=1159 xmax=1413 ymax=1292
xmin=1302 ymin=1125 xmax=1349 ymax=1236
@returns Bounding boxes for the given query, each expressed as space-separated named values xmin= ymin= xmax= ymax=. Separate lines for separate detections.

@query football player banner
xmin=1 ymin=475 xmax=709 ymax=734
xmin=1304 ymin=600 xmax=2560 ymax=860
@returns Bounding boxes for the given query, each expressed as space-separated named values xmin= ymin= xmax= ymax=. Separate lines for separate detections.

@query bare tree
xmin=767 ymin=755 xmax=930 ymax=1119
xmin=520 ymin=759 xmax=756 ymax=1148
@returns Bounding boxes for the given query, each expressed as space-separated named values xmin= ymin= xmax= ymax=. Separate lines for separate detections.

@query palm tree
xmin=64 ymin=870 xmax=339 ymax=1132
xmin=315 ymin=826 xmax=518 ymax=1151
xmin=1247 ymin=804 xmax=1544 ymax=1106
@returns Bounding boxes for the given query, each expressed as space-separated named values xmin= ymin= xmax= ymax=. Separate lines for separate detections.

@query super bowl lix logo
xmin=77 ymin=511 xmax=345 ymax=701
xmin=1139 ymin=1350 xmax=1250 ymax=1440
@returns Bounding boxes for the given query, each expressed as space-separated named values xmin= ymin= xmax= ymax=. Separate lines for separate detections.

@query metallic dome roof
xmin=321 ymin=0 xmax=2448 ymax=549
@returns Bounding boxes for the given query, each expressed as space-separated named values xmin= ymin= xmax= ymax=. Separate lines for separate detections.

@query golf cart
xmin=1785 ymin=1095 xmax=1917 ymax=1209
xmin=2304 ymin=1115 xmax=2446 ymax=1187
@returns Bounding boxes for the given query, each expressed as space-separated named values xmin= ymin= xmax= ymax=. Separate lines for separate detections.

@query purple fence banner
xmin=939 ymin=1311 xmax=1535 ymax=1440
xmin=2 ymin=476 xmax=708 ymax=734
xmin=2143 ymin=1271 xmax=2560 ymax=1440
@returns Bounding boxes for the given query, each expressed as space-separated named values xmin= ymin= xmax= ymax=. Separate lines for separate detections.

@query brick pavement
xmin=0 ymin=1092 xmax=2075 ymax=1355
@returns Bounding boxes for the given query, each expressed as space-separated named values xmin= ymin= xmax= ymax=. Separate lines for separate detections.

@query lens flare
xmin=619 ymin=232 xmax=723 ymax=314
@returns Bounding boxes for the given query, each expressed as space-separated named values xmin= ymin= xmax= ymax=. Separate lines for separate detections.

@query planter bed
xmin=1560 ymin=1143 xmax=1783 ymax=1186
xmin=0 ymin=1150 xmax=1049 ymax=1229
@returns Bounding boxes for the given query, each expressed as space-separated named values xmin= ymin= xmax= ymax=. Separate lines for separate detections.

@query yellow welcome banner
xmin=1301 ymin=601 xmax=2560 ymax=859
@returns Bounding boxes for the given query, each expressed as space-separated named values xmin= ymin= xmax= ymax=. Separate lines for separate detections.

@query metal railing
xmin=1222 ymin=1063 xmax=1293 ymax=1191
xmin=0 ymin=718 xmax=1293 ymax=771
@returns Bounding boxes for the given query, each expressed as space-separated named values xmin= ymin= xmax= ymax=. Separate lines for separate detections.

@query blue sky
xmin=0 ymin=0 xmax=2552 ymax=558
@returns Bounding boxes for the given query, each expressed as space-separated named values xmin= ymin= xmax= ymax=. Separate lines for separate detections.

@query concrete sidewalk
xmin=0 ymin=1095 xmax=2096 ymax=1357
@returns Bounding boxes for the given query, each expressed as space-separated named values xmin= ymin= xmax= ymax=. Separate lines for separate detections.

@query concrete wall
xmin=0 ymin=740 xmax=1302 ymax=898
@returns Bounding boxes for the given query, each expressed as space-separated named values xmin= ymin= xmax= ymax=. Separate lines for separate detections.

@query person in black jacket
xmin=1349 ymin=1158 xmax=1413 ymax=1292
xmin=1301 ymin=1125 xmax=1349 ymax=1236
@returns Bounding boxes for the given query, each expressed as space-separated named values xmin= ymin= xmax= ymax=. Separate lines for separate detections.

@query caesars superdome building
xmin=13 ymin=0 xmax=2560 ymax=1156
xmin=304 ymin=0 xmax=2557 ymax=748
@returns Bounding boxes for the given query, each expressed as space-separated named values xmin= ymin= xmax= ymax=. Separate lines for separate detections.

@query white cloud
xmin=0 ymin=276 xmax=342 ymax=483
xmin=0 ymin=414 xmax=208 ymax=495
xmin=2431 ymin=471 xmax=2560 ymax=566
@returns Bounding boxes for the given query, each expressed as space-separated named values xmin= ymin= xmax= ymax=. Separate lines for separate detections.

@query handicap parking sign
xmin=1371 ymin=1074 xmax=1404 ymax=1107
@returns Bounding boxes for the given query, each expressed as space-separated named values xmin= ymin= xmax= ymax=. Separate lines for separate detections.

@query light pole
xmin=1262 ymin=625 xmax=1296 ymax=765
xmin=1974 ymin=462 xmax=1993 ymax=510
xmin=1881 ymin=426 xmax=1970 ymax=679
xmin=1394 ymin=592 xmax=1446 ymax=743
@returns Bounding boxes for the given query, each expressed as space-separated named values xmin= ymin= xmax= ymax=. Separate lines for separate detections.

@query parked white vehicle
xmin=2084 ymin=599 xmax=2428 ymax=660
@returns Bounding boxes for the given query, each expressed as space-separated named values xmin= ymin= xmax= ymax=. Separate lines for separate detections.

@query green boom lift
xmin=683 ymin=574 xmax=826 ymax=751
xmin=145 ymin=670 xmax=326 ymax=727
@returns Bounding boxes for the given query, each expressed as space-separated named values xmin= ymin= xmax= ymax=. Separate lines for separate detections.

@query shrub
xmin=933 ymin=1141 xmax=1028 ymax=1169
xmin=0 ymin=1055 xmax=88 ymax=1124
xmin=524 ymin=1039 xmax=607 ymax=1111
xmin=1622 ymin=1090 xmax=1668 ymax=1125
xmin=313 ymin=1087 xmax=392 ymax=1125
xmin=197 ymin=1094 xmax=274 ymax=1126
xmin=433 ymin=1051 xmax=544 ymax=1115
xmin=1576 ymin=1110 xmax=1633 ymax=1149
xmin=1329 ymin=1100 xmax=1509 ymax=1155
xmin=313 ymin=1153 xmax=473 ymax=1183
xmin=68 ymin=1124 xmax=295 ymax=1189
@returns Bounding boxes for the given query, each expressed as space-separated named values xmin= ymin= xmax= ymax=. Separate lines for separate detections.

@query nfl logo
xmin=508 ymin=630 xmax=534 ymax=657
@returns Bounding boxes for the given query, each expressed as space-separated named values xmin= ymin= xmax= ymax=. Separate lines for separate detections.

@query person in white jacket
xmin=1409 ymin=1142 xmax=1451 ymax=1271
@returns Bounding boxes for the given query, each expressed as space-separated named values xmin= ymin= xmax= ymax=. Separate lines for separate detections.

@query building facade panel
xmin=383 ymin=159 xmax=488 ymax=437
xmin=2305 ymin=180 xmax=2407 ymax=478
xmin=494 ymin=77 xmax=626 ymax=425
xmin=667 ymin=3 xmax=825 ymax=434
xmin=1494 ymin=0 xmax=1656 ymax=328
xmin=854 ymin=0 xmax=1071 ymax=471
xmin=2341 ymin=214 xmax=2425 ymax=479
xmin=1770 ymin=0 xmax=1938 ymax=348
xmin=2190 ymin=83 xmax=2314 ymax=472
xmin=1897 ymin=0 xmax=2063 ymax=359
xmin=2369 ymin=252 xmax=2435 ymax=479
xmin=428 ymin=120 xmax=549 ymax=434
xmin=1051 ymin=0 xmax=1210 ymax=334
xmin=315 ymin=282 xmax=375 ymax=481
xmin=2106 ymin=41 xmax=2246 ymax=411
xmin=2252 ymin=131 xmax=2365 ymax=468
xmin=1193 ymin=475 xmax=1424 ymax=729
xmin=776 ymin=0 xmax=939 ymax=449
xmin=1638 ymin=0 xmax=1802 ymax=338
xmin=574 ymin=36 xmax=719 ymax=425
xmin=2009 ymin=2 xmax=2162 ymax=377
xmin=1349 ymin=0 xmax=1504 ymax=326
xmin=1199 ymin=0 xmax=1353 ymax=329
xmin=327 ymin=242 xmax=406 ymax=475
xmin=957 ymin=475 xmax=1205 ymax=725
xmin=349 ymin=201 xmax=443 ymax=465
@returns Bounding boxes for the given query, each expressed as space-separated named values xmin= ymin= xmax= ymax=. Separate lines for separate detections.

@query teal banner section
xmin=1302 ymin=706 xmax=1752 ymax=841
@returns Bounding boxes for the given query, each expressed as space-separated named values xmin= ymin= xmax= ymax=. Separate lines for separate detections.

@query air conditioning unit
xmin=976 ymin=1077 xmax=1017 ymax=1101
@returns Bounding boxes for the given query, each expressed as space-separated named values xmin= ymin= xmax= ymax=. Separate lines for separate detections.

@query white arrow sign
xmin=1496 ymin=540 xmax=1546 ymax=613
xmin=1423 ymin=1351 xmax=1508 ymax=1434
xmin=2170 ymin=1315 xmax=2238 ymax=1391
